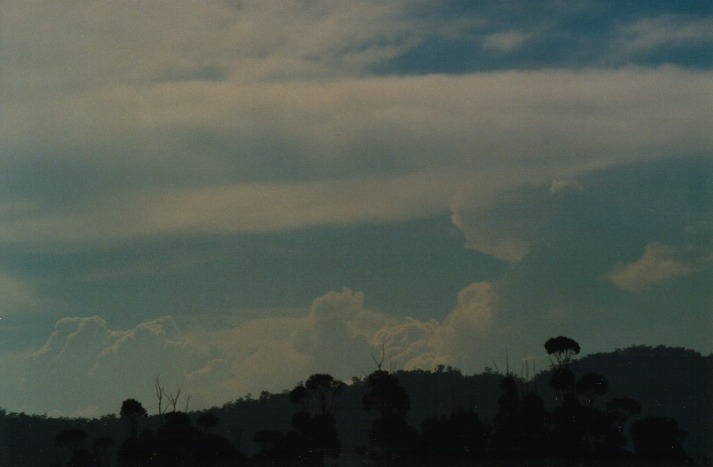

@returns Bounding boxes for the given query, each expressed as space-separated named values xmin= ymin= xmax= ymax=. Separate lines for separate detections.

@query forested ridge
xmin=2 ymin=341 xmax=710 ymax=466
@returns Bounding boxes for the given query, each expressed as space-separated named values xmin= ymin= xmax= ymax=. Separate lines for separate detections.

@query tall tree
xmin=288 ymin=373 xmax=344 ymax=465
xmin=489 ymin=374 xmax=522 ymax=457
xmin=545 ymin=336 xmax=581 ymax=368
xmin=545 ymin=337 xmax=584 ymax=458
xmin=291 ymin=373 xmax=345 ymax=417
xmin=120 ymin=398 xmax=147 ymax=440
xmin=363 ymin=370 xmax=416 ymax=464
xmin=304 ymin=373 xmax=345 ymax=416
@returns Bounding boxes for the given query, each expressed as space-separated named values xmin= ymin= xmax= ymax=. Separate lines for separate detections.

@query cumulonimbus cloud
xmin=20 ymin=283 xmax=500 ymax=416
xmin=23 ymin=316 xmax=209 ymax=417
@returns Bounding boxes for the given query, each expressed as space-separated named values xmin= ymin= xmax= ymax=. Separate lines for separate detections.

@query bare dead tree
xmin=371 ymin=343 xmax=399 ymax=374
xmin=155 ymin=375 xmax=187 ymax=425
xmin=165 ymin=385 xmax=183 ymax=412
xmin=155 ymin=375 xmax=166 ymax=426
xmin=372 ymin=343 xmax=386 ymax=372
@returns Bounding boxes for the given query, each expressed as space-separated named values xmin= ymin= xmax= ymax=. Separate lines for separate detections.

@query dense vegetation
xmin=2 ymin=340 xmax=711 ymax=466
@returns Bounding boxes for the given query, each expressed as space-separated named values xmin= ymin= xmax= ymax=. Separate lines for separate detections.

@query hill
xmin=1 ymin=344 xmax=710 ymax=466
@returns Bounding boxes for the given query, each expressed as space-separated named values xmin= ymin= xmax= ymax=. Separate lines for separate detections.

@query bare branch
xmin=155 ymin=375 xmax=165 ymax=426
xmin=166 ymin=385 xmax=183 ymax=412
xmin=372 ymin=343 xmax=386 ymax=372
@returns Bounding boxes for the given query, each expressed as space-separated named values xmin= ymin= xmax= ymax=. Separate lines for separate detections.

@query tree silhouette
xmin=304 ymin=373 xmax=345 ymax=416
xmin=545 ymin=337 xmax=586 ymax=459
xmin=489 ymin=374 xmax=522 ymax=458
xmin=56 ymin=427 xmax=92 ymax=466
xmin=196 ymin=412 xmax=220 ymax=434
xmin=93 ymin=435 xmax=114 ymax=467
xmin=519 ymin=390 xmax=546 ymax=456
xmin=55 ymin=428 xmax=88 ymax=455
xmin=8 ymin=339 xmax=707 ymax=466
xmin=120 ymin=398 xmax=147 ymax=439
xmin=363 ymin=371 xmax=410 ymax=420
xmin=545 ymin=336 xmax=581 ymax=368
xmin=287 ymin=373 xmax=344 ymax=464
xmin=117 ymin=399 xmax=149 ymax=467
xmin=606 ymin=396 xmax=641 ymax=438
xmin=153 ymin=411 xmax=194 ymax=466
xmin=363 ymin=370 xmax=417 ymax=464
xmin=131 ymin=410 xmax=243 ymax=467
xmin=630 ymin=416 xmax=690 ymax=463
xmin=420 ymin=408 xmax=487 ymax=464
xmin=290 ymin=373 xmax=345 ymax=416
xmin=573 ymin=372 xmax=609 ymax=454
xmin=289 ymin=384 xmax=309 ymax=412
xmin=253 ymin=429 xmax=287 ymax=464
xmin=575 ymin=373 xmax=609 ymax=408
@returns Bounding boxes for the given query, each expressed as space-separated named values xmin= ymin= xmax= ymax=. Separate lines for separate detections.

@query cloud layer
xmin=0 ymin=1 xmax=710 ymax=417
xmin=2 ymin=67 xmax=711 ymax=248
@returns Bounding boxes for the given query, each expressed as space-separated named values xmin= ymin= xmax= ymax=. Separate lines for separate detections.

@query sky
xmin=0 ymin=0 xmax=711 ymax=418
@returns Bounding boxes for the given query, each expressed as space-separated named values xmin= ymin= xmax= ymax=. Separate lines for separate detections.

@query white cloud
xmin=23 ymin=316 xmax=210 ymax=416
xmin=440 ymin=282 xmax=494 ymax=333
xmin=482 ymin=30 xmax=533 ymax=52
xmin=1 ymin=3 xmax=711 ymax=259
xmin=607 ymin=243 xmax=693 ymax=293
xmin=450 ymin=184 xmax=547 ymax=262
xmin=188 ymin=283 xmax=499 ymax=399
xmin=549 ymin=179 xmax=584 ymax=194
xmin=2 ymin=0 xmax=711 ymax=418
xmin=0 ymin=0 xmax=421 ymax=97
xmin=0 ymin=170 xmax=463 ymax=247
xmin=15 ymin=282 xmax=503 ymax=415
xmin=372 ymin=317 xmax=440 ymax=371
xmin=1 ymin=67 xmax=710 ymax=249
xmin=450 ymin=208 xmax=532 ymax=262
xmin=0 ymin=271 xmax=39 ymax=312
xmin=611 ymin=15 xmax=713 ymax=61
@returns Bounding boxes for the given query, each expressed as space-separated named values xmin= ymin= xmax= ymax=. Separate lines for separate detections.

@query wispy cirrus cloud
xmin=0 ymin=0 xmax=431 ymax=97
xmin=609 ymin=15 xmax=713 ymax=63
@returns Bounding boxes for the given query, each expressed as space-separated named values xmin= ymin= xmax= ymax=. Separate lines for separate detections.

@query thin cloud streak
xmin=610 ymin=15 xmax=713 ymax=62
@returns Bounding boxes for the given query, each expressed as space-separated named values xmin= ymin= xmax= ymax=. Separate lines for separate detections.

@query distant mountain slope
xmin=1 ymin=345 xmax=710 ymax=466
xmin=543 ymin=345 xmax=712 ymax=462
xmin=212 ymin=345 xmax=712 ymax=461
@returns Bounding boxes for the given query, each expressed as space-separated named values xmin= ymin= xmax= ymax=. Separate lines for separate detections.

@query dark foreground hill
xmin=544 ymin=345 xmax=713 ymax=464
xmin=1 ymin=345 xmax=710 ymax=466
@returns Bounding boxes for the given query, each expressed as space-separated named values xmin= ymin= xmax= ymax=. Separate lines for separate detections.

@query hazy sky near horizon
xmin=1 ymin=0 xmax=711 ymax=418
